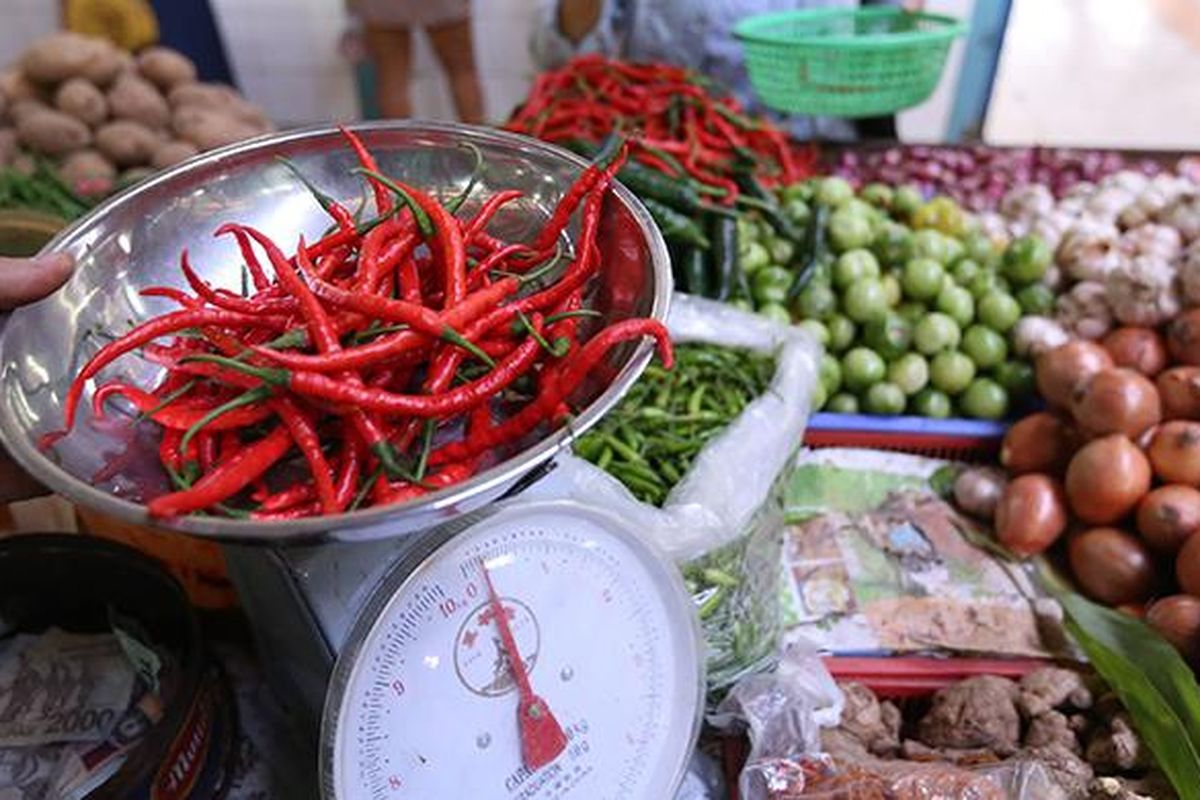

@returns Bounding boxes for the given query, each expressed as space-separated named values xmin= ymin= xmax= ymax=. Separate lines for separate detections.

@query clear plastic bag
xmin=716 ymin=642 xmax=1066 ymax=800
xmin=533 ymin=294 xmax=821 ymax=690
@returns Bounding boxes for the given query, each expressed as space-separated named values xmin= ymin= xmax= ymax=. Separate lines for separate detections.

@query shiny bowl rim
xmin=0 ymin=120 xmax=672 ymax=543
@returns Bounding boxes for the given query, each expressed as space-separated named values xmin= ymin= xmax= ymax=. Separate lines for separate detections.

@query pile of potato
xmin=0 ymin=32 xmax=273 ymax=196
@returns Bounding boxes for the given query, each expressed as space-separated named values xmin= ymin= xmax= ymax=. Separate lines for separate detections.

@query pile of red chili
xmin=52 ymin=128 xmax=672 ymax=520
xmin=506 ymin=54 xmax=815 ymax=200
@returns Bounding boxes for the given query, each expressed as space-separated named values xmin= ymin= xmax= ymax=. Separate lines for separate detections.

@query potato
xmin=167 ymin=82 xmax=239 ymax=109
xmin=172 ymin=107 xmax=260 ymax=151
xmin=58 ymin=149 xmax=117 ymax=197
xmin=79 ymin=39 xmax=126 ymax=87
xmin=108 ymin=73 xmax=170 ymax=129
xmin=137 ymin=47 xmax=197 ymax=90
xmin=22 ymin=33 xmax=115 ymax=85
xmin=95 ymin=120 xmax=159 ymax=167
xmin=0 ymin=128 xmax=17 ymax=168
xmin=0 ymin=92 xmax=6 ymax=124
xmin=10 ymin=98 xmax=52 ymax=123
xmin=0 ymin=69 xmax=43 ymax=103
xmin=16 ymin=108 xmax=91 ymax=155
xmin=150 ymin=139 xmax=199 ymax=169
xmin=55 ymin=78 xmax=108 ymax=126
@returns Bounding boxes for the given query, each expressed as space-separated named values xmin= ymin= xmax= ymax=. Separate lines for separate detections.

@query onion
xmin=1065 ymin=434 xmax=1152 ymax=524
xmin=999 ymin=412 xmax=1077 ymax=475
xmin=1136 ymin=485 xmax=1200 ymax=553
xmin=995 ymin=474 xmax=1069 ymax=556
xmin=952 ymin=467 xmax=1007 ymax=519
xmin=1145 ymin=595 xmax=1200 ymax=662
xmin=1178 ymin=533 xmax=1200 ymax=596
xmin=1102 ymin=327 xmax=1169 ymax=377
xmin=1068 ymin=527 xmax=1157 ymax=606
xmin=1070 ymin=368 xmax=1162 ymax=439
xmin=1167 ymin=309 xmax=1200 ymax=366
xmin=1157 ymin=367 xmax=1200 ymax=419
xmin=1036 ymin=341 xmax=1114 ymax=409
xmin=1147 ymin=421 xmax=1200 ymax=485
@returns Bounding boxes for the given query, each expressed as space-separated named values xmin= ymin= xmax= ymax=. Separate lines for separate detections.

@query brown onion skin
xmin=1000 ymin=412 xmax=1077 ymax=475
xmin=994 ymin=474 xmax=1069 ymax=556
xmin=1036 ymin=341 xmax=1113 ymax=409
xmin=1158 ymin=367 xmax=1200 ymax=420
xmin=1103 ymin=327 xmax=1169 ymax=377
xmin=1147 ymin=421 xmax=1200 ymax=485
xmin=1179 ymin=533 xmax=1200 ymax=596
xmin=1065 ymin=434 xmax=1153 ymax=524
xmin=1070 ymin=368 xmax=1162 ymax=440
xmin=1145 ymin=595 xmax=1200 ymax=663
xmin=1068 ymin=527 xmax=1157 ymax=606
xmin=1167 ymin=309 xmax=1200 ymax=366
xmin=1136 ymin=485 xmax=1200 ymax=553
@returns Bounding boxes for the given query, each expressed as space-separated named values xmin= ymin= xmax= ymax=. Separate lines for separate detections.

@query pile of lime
xmin=782 ymin=178 xmax=1053 ymax=420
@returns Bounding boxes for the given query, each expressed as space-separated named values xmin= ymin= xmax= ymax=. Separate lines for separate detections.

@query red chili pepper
xmin=270 ymin=396 xmax=340 ymax=514
xmin=179 ymin=251 xmax=296 ymax=316
xmin=338 ymin=126 xmax=394 ymax=216
xmin=64 ymin=308 xmax=288 ymax=428
xmin=148 ymin=425 xmax=293 ymax=518
xmin=463 ymin=189 xmax=524 ymax=242
xmin=92 ymin=383 xmax=272 ymax=431
xmin=200 ymin=321 xmax=543 ymax=419
xmin=530 ymin=136 xmax=626 ymax=254
xmin=430 ymin=318 xmax=671 ymax=466
xmin=140 ymin=286 xmax=200 ymax=307
xmin=250 ymin=277 xmax=520 ymax=373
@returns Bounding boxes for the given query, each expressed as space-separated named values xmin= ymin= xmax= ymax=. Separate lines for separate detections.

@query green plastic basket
xmin=734 ymin=7 xmax=966 ymax=118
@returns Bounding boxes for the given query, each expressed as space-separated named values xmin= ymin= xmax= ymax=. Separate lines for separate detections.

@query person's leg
xmin=365 ymin=24 xmax=413 ymax=119
xmin=426 ymin=17 xmax=485 ymax=124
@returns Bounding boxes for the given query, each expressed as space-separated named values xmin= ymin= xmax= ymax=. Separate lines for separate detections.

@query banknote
xmin=0 ymin=629 xmax=135 ymax=748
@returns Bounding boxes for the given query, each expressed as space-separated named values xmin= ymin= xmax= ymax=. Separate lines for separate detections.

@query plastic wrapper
xmin=534 ymin=293 xmax=820 ymax=689
xmin=716 ymin=644 xmax=1065 ymax=800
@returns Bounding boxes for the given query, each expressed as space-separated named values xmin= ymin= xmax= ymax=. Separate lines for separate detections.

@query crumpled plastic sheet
xmin=710 ymin=640 xmax=1062 ymax=800
xmin=530 ymin=291 xmax=821 ymax=563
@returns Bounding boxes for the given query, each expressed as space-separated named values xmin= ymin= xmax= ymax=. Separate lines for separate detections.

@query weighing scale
xmin=221 ymin=466 xmax=706 ymax=800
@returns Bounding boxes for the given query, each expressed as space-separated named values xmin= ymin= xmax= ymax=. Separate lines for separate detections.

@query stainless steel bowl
xmin=0 ymin=122 xmax=671 ymax=542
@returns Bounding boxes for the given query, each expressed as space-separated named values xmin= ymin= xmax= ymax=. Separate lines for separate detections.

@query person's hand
xmin=0 ymin=252 xmax=74 ymax=503
xmin=0 ymin=253 xmax=74 ymax=311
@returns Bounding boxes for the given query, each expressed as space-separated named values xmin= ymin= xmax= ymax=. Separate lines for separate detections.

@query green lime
xmin=888 ymin=353 xmax=930 ymax=396
xmin=825 ymin=392 xmax=859 ymax=414
xmin=978 ymin=292 xmax=1022 ymax=333
xmin=902 ymin=257 xmax=946 ymax=301
xmin=862 ymin=312 xmax=913 ymax=360
xmin=913 ymin=312 xmax=962 ymax=355
xmin=816 ymin=176 xmax=854 ymax=207
xmin=864 ymin=382 xmax=906 ymax=415
xmin=935 ymin=284 xmax=975 ymax=328
xmin=911 ymin=388 xmax=952 ymax=418
xmin=828 ymin=208 xmax=875 ymax=252
xmin=1016 ymin=283 xmax=1055 ymax=316
xmin=842 ymin=347 xmax=886 ymax=393
xmin=842 ymin=278 xmax=890 ymax=323
xmin=794 ymin=281 xmax=838 ymax=320
xmin=798 ymin=319 xmax=829 ymax=346
xmin=819 ymin=353 xmax=842 ymax=394
xmin=961 ymin=324 xmax=1009 ymax=369
xmin=834 ymin=249 xmax=881 ymax=289
xmin=1001 ymin=234 xmax=1052 ymax=286
xmin=959 ymin=377 xmax=1010 ymax=419
xmin=930 ymin=350 xmax=977 ymax=395
xmin=826 ymin=314 xmax=857 ymax=353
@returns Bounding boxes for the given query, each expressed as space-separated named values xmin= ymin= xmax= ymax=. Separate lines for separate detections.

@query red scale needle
xmin=481 ymin=561 xmax=568 ymax=771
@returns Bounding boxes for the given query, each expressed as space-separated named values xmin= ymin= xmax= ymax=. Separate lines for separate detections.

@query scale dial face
xmin=322 ymin=500 xmax=703 ymax=800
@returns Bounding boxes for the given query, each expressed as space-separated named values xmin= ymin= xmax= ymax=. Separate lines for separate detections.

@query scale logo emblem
xmin=453 ymin=597 xmax=541 ymax=697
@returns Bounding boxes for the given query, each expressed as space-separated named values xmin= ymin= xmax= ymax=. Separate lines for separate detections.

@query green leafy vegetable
xmin=1046 ymin=571 xmax=1200 ymax=800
